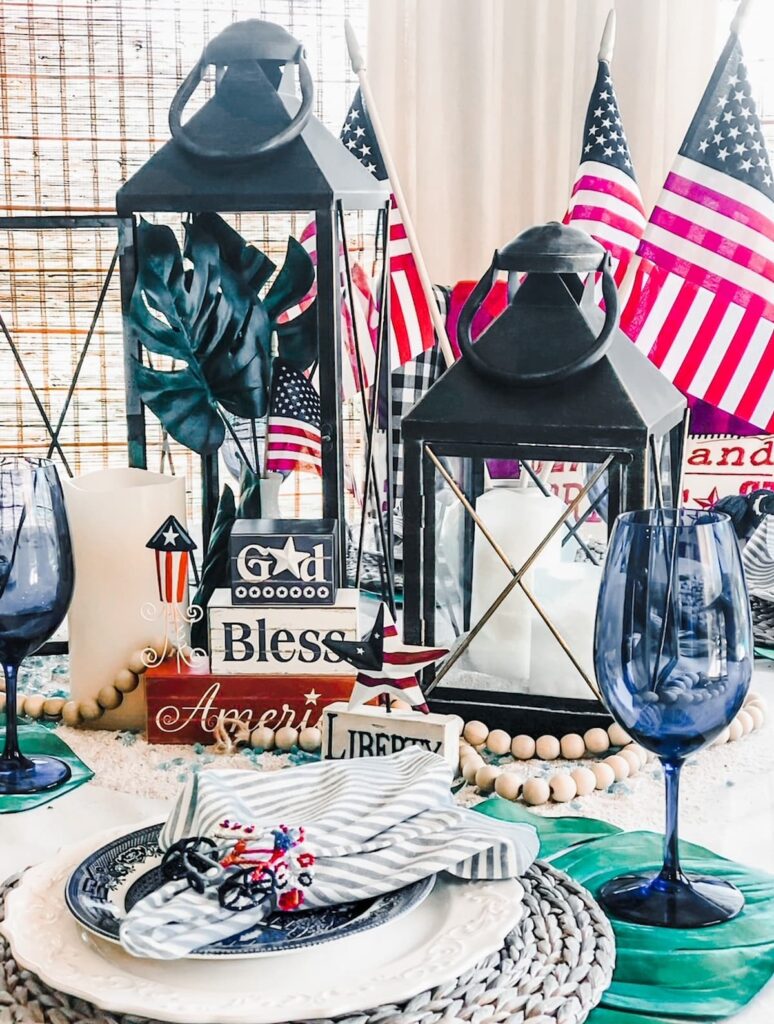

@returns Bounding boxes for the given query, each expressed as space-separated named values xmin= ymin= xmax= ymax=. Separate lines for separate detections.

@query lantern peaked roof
xmin=146 ymin=515 xmax=197 ymax=553
xmin=403 ymin=301 xmax=686 ymax=451
xmin=117 ymin=62 xmax=388 ymax=216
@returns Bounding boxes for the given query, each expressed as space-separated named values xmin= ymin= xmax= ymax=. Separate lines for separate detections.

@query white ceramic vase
xmin=63 ymin=469 xmax=187 ymax=730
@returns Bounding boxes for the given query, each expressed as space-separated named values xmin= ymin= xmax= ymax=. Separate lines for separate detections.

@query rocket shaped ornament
xmin=323 ymin=604 xmax=448 ymax=714
xmin=143 ymin=515 xmax=204 ymax=669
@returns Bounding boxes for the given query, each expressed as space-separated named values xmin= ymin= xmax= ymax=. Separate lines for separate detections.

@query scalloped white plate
xmin=2 ymin=822 xmax=525 ymax=1024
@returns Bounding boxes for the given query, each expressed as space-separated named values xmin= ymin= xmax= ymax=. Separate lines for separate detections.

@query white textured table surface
xmin=2 ymin=663 xmax=773 ymax=1022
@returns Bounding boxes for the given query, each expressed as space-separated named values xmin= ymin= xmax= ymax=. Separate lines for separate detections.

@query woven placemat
xmin=0 ymin=862 xmax=614 ymax=1024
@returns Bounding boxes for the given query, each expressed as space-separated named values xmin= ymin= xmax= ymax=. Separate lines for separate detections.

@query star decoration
xmin=162 ymin=525 xmax=179 ymax=546
xmin=694 ymin=487 xmax=721 ymax=509
xmin=270 ymin=537 xmax=310 ymax=579
xmin=304 ymin=689 xmax=321 ymax=706
xmin=323 ymin=604 xmax=448 ymax=715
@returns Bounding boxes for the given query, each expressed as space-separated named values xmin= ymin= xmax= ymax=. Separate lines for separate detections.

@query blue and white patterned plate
xmin=65 ymin=823 xmax=434 ymax=959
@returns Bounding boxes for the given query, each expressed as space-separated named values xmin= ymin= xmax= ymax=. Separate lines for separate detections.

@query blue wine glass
xmin=0 ymin=456 xmax=75 ymax=794
xmin=594 ymin=507 xmax=753 ymax=928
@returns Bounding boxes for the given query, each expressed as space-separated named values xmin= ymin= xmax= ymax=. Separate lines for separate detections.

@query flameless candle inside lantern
xmin=468 ymin=486 xmax=564 ymax=681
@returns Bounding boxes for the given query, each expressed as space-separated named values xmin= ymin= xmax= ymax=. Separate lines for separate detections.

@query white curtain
xmin=367 ymin=0 xmax=724 ymax=284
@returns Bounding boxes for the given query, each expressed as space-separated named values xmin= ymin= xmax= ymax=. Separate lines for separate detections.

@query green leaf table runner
xmin=0 ymin=719 xmax=93 ymax=814
xmin=476 ymin=797 xmax=774 ymax=1022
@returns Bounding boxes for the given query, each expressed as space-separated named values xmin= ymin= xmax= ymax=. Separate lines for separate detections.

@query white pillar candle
xmin=64 ymin=469 xmax=188 ymax=730
xmin=468 ymin=487 xmax=564 ymax=681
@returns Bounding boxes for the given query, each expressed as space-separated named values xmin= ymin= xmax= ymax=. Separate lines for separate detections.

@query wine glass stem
xmin=1 ymin=661 xmax=26 ymax=765
xmin=659 ymin=759 xmax=685 ymax=883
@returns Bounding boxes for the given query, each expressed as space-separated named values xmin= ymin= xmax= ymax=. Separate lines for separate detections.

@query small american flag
xmin=621 ymin=30 xmax=774 ymax=432
xmin=341 ymin=88 xmax=436 ymax=367
xmin=266 ymin=361 xmax=322 ymax=477
xmin=565 ymin=57 xmax=646 ymax=288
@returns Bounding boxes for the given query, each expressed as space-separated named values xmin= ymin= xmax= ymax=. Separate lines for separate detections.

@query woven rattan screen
xmin=0 ymin=0 xmax=367 ymax=519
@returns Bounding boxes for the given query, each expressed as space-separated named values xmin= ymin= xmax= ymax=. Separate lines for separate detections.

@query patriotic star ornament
xmin=323 ymin=604 xmax=448 ymax=714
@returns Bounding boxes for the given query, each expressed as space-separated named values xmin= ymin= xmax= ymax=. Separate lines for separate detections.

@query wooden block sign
xmin=321 ymin=702 xmax=462 ymax=767
xmin=145 ymin=661 xmax=355 ymax=744
xmin=209 ymin=588 xmax=359 ymax=676
xmin=229 ymin=519 xmax=337 ymax=606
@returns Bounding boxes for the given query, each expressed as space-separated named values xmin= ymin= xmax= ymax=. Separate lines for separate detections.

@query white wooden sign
xmin=321 ymin=701 xmax=462 ymax=766
xmin=209 ymin=588 xmax=359 ymax=676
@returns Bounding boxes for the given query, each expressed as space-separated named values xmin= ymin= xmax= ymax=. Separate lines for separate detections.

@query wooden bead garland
xmin=460 ymin=692 xmax=767 ymax=808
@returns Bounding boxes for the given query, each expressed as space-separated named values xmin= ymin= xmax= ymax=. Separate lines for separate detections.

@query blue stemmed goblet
xmin=594 ymin=508 xmax=753 ymax=928
xmin=0 ymin=456 xmax=75 ymax=794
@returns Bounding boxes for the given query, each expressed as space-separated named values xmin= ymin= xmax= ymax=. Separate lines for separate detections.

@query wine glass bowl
xmin=0 ymin=456 xmax=75 ymax=795
xmin=594 ymin=507 xmax=753 ymax=928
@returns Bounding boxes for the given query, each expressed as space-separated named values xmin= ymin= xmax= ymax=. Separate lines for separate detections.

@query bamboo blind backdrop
xmin=0 ymin=0 xmax=368 ymax=521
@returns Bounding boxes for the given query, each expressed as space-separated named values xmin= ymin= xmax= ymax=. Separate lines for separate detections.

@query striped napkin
xmin=119 ymin=750 xmax=538 ymax=959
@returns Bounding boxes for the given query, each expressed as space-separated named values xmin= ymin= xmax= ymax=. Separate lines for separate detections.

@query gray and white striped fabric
xmin=743 ymin=517 xmax=774 ymax=598
xmin=119 ymin=750 xmax=538 ymax=960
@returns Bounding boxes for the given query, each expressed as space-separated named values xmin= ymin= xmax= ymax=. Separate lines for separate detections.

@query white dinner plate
xmin=3 ymin=821 xmax=525 ymax=1024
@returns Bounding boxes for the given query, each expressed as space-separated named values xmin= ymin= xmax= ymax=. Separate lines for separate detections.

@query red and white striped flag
xmin=145 ymin=515 xmax=195 ymax=605
xmin=341 ymin=88 xmax=436 ymax=367
xmin=265 ymin=361 xmax=322 ymax=477
xmin=621 ymin=28 xmax=774 ymax=432
xmin=565 ymin=54 xmax=647 ymax=290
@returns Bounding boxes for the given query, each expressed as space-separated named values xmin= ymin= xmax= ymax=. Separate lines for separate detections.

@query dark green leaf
xmin=237 ymin=460 xmax=263 ymax=518
xmin=192 ymin=485 xmax=236 ymax=651
xmin=263 ymin=236 xmax=315 ymax=323
xmin=275 ymin=300 xmax=319 ymax=371
xmin=192 ymin=213 xmax=276 ymax=293
xmin=134 ymin=360 xmax=224 ymax=454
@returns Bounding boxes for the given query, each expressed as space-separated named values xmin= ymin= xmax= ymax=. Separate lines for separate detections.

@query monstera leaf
xmin=237 ymin=461 xmax=263 ymax=519
xmin=191 ymin=484 xmax=236 ymax=651
xmin=192 ymin=212 xmax=276 ymax=293
xmin=135 ymin=360 xmax=225 ymax=454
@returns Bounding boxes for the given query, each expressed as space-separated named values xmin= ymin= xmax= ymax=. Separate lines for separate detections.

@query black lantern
xmin=115 ymin=19 xmax=389 ymax=574
xmin=402 ymin=222 xmax=688 ymax=735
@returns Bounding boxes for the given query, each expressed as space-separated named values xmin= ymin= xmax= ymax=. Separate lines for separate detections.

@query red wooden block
xmin=144 ymin=661 xmax=355 ymax=745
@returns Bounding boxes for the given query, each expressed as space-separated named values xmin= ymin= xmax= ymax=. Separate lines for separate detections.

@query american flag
xmin=341 ymin=88 xmax=436 ymax=367
xmin=565 ymin=57 xmax=647 ymax=288
xmin=266 ymin=361 xmax=322 ymax=477
xmin=621 ymin=31 xmax=774 ymax=432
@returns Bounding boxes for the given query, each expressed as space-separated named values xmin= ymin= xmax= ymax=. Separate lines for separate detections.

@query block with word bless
xmin=229 ymin=519 xmax=337 ymax=606
xmin=208 ymin=588 xmax=359 ymax=675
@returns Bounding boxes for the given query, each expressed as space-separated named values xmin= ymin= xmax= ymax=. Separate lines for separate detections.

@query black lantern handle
xmin=169 ymin=44 xmax=314 ymax=161
xmin=458 ymin=251 xmax=619 ymax=387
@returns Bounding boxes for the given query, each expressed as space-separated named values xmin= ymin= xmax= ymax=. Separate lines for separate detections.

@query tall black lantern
xmin=402 ymin=222 xmax=689 ymax=735
xmin=115 ymin=19 xmax=389 ymax=572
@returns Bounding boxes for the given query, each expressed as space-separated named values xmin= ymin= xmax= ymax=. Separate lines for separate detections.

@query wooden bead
xmin=127 ymin=650 xmax=150 ymax=675
xmin=626 ymin=743 xmax=648 ymax=768
xmin=61 ymin=700 xmax=82 ymax=727
xmin=390 ymin=698 xmax=412 ymax=711
xmin=475 ymin=765 xmax=501 ymax=792
xmin=549 ymin=773 xmax=577 ymax=803
xmin=736 ymin=709 xmax=754 ymax=735
xmin=728 ymin=717 xmax=744 ymax=742
xmin=522 ymin=778 xmax=551 ymax=806
xmin=23 ymin=694 xmax=45 ymax=719
xmin=274 ymin=726 xmax=299 ymax=751
xmin=712 ymin=726 xmax=730 ymax=746
xmin=584 ymin=728 xmax=610 ymax=755
xmin=746 ymin=705 xmax=765 ymax=731
xmin=619 ymin=748 xmax=641 ymax=775
xmin=559 ymin=733 xmax=585 ymax=760
xmin=462 ymin=756 xmax=484 ymax=782
xmin=571 ymin=766 xmax=597 ymax=796
xmin=97 ymin=685 xmax=122 ymax=710
xmin=590 ymin=762 xmax=615 ymax=790
xmin=114 ymin=669 xmax=140 ymax=693
xmin=250 ymin=726 xmax=275 ymax=750
xmin=486 ymin=729 xmax=511 ymax=756
xmin=494 ymin=772 xmax=521 ymax=801
xmin=42 ymin=696 xmax=65 ymax=718
xmin=298 ymin=727 xmax=321 ymax=752
xmin=746 ymin=690 xmax=764 ymax=707
xmin=604 ymin=754 xmax=630 ymax=781
xmin=79 ymin=698 xmax=103 ymax=722
xmin=607 ymin=723 xmax=631 ymax=747
xmin=511 ymin=735 xmax=536 ymax=760
xmin=535 ymin=735 xmax=560 ymax=760
xmin=463 ymin=720 xmax=489 ymax=746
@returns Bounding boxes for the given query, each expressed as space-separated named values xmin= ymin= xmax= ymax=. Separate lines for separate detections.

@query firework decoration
xmin=323 ymin=603 xmax=448 ymax=714
xmin=161 ymin=821 xmax=315 ymax=913
xmin=142 ymin=515 xmax=205 ymax=669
